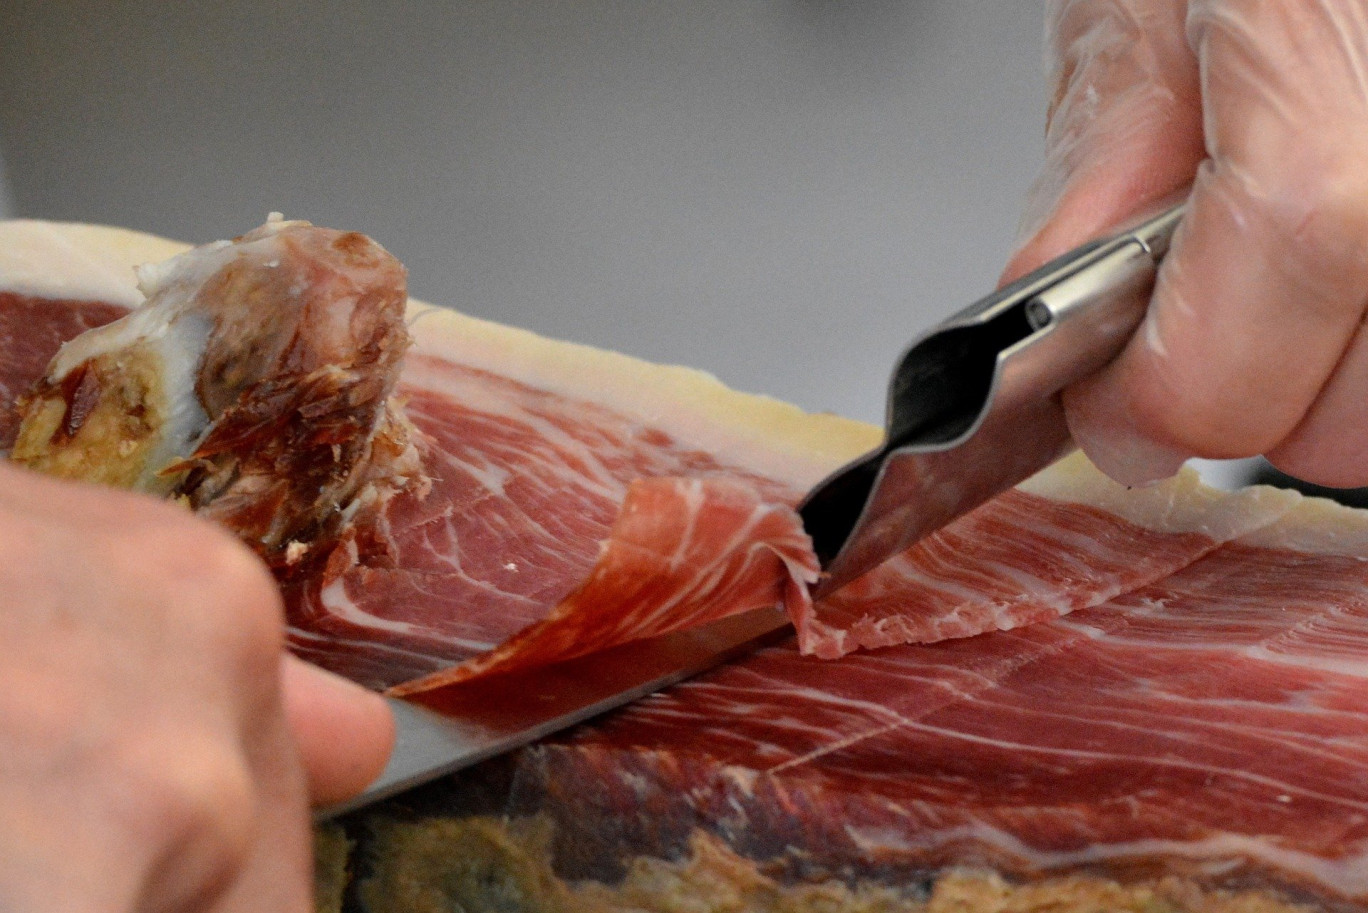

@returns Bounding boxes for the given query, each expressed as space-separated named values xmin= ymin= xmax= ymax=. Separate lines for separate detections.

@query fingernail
xmin=1065 ymin=408 xmax=1189 ymax=488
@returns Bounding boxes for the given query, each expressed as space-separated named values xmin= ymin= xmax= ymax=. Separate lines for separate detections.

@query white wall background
xmin=0 ymin=1 xmax=1048 ymax=426
xmin=0 ymin=151 xmax=11 ymax=219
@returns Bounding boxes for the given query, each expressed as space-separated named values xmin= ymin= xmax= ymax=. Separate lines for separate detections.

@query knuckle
xmin=1136 ymin=383 xmax=1288 ymax=462
xmin=147 ymin=523 xmax=285 ymax=658
xmin=1304 ymin=173 xmax=1368 ymax=264
xmin=88 ymin=501 xmax=286 ymax=686
xmin=1124 ymin=338 xmax=1281 ymax=460
xmin=1241 ymin=153 xmax=1368 ymax=282
xmin=108 ymin=735 xmax=258 ymax=892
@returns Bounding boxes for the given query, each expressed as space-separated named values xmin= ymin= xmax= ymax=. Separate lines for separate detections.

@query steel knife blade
xmin=317 ymin=604 xmax=790 ymax=820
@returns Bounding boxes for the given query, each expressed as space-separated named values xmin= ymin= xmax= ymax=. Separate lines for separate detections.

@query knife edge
xmin=316 ymin=604 xmax=792 ymax=820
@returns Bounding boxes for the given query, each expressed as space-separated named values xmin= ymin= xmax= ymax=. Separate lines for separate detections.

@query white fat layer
xmin=133 ymin=316 xmax=213 ymax=489
xmin=0 ymin=221 xmax=146 ymax=307
xmin=0 ymin=220 xmax=189 ymax=305
xmin=1237 ymin=495 xmax=1368 ymax=556
xmin=1019 ymin=452 xmax=1302 ymax=539
xmin=130 ymin=216 xmax=304 ymax=312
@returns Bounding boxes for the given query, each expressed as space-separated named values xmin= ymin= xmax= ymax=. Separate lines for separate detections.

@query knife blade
xmin=316 ymin=604 xmax=790 ymax=820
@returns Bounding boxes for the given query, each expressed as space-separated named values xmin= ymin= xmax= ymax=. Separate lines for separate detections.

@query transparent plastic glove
xmin=1003 ymin=0 xmax=1368 ymax=488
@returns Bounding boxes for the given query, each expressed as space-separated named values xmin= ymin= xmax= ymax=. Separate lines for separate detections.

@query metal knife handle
xmin=802 ymin=198 xmax=1185 ymax=595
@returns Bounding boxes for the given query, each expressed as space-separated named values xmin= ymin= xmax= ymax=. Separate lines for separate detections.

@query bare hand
xmin=0 ymin=464 xmax=393 ymax=911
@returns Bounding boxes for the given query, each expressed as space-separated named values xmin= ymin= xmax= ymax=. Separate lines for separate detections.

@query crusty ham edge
xmin=0 ymin=220 xmax=1308 ymax=695
xmin=7 ymin=219 xmax=426 ymax=574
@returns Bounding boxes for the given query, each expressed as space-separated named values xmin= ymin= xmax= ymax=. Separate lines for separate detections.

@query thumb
xmin=280 ymin=656 xmax=395 ymax=806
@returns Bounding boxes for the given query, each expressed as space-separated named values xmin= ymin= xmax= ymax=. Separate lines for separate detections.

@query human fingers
xmin=1264 ymin=315 xmax=1368 ymax=487
xmin=205 ymin=698 xmax=313 ymax=913
xmin=1065 ymin=0 xmax=1368 ymax=486
xmin=103 ymin=508 xmax=314 ymax=913
xmin=281 ymin=656 xmax=395 ymax=806
xmin=1001 ymin=0 xmax=1203 ymax=484
xmin=1003 ymin=0 xmax=1201 ymax=286
xmin=0 ymin=469 xmax=315 ymax=912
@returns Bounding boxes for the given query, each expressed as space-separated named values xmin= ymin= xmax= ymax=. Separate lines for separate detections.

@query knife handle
xmin=802 ymin=198 xmax=1186 ymax=595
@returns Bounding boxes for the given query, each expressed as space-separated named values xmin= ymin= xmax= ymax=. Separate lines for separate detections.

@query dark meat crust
xmin=170 ymin=224 xmax=423 ymax=572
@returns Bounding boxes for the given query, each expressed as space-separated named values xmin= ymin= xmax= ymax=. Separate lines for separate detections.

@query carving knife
xmin=320 ymin=198 xmax=1185 ymax=820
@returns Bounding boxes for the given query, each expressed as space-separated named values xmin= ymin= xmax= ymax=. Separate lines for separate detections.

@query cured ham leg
xmin=0 ymin=220 xmax=1302 ymax=693
xmin=10 ymin=217 xmax=424 ymax=573
xmin=9 ymin=219 xmax=1368 ymax=909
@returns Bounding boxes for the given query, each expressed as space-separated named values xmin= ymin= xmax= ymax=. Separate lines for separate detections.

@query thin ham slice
xmin=387 ymin=475 xmax=817 ymax=694
xmin=797 ymin=458 xmax=1298 ymax=657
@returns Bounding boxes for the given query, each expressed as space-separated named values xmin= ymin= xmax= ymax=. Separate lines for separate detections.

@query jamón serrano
xmin=4 ymin=219 xmax=1368 ymax=910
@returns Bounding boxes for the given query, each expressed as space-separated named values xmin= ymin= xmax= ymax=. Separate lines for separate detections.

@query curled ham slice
xmin=389 ymin=477 xmax=817 ymax=694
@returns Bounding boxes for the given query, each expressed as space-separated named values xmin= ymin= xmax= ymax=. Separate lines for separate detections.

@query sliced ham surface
xmin=1 ymin=220 xmax=1304 ymax=695
xmin=8 ymin=220 xmax=1368 ymax=906
xmin=519 ymin=497 xmax=1368 ymax=904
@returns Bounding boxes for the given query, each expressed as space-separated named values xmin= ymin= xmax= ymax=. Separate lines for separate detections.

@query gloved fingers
xmin=1266 ymin=319 xmax=1368 ymax=488
xmin=1003 ymin=0 xmax=1200 ymax=285
xmin=1064 ymin=1 xmax=1368 ymax=485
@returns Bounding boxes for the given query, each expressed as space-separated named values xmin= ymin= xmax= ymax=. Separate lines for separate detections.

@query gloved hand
xmin=1003 ymin=0 xmax=1368 ymax=488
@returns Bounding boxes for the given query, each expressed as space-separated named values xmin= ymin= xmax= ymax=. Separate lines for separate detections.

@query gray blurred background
xmin=0 ymin=1 xmax=1047 ymax=426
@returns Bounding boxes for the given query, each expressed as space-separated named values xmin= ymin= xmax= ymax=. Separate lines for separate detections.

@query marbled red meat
xmin=286 ymin=354 xmax=818 ymax=690
xmin=516 ymin=504 xmax=1368 ymax=904
xmin=10 ymin=220 xmax=1368 ymax=908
